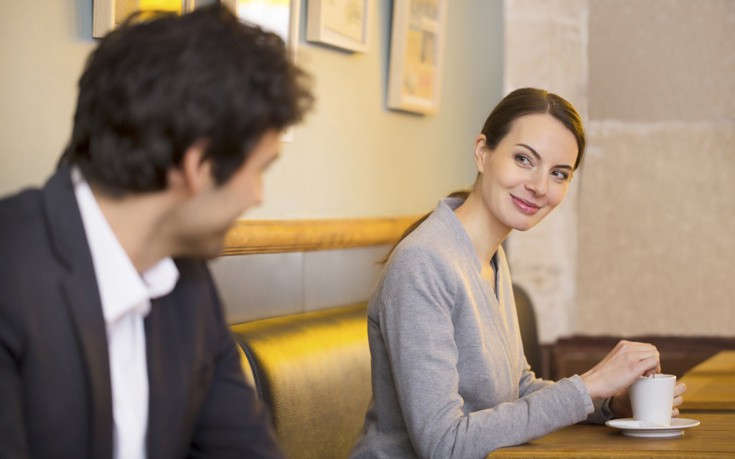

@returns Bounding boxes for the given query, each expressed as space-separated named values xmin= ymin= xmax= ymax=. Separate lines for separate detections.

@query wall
xmin=504 ymin=0 xmax=734 ymax=343
xmin=0 ymin=0 xmax=505 ymax=321
xmin=503 ymin=0 xmax=588 ymax=343
xmin=578 ymin=0 xmax=735 ymax=336
xmin=214 ymin=0 xmax=505 ymax=322
xmin=0 ymin=1 xmax=93 ymax=195
xmin=0 ymin=0 xmax=503 ymax=217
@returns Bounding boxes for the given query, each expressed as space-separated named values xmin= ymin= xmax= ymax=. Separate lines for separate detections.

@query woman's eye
xmin=552 ymin=170 xmax=570 ymax=182
xmin=514 ymin=154 xmax=532 ymax=166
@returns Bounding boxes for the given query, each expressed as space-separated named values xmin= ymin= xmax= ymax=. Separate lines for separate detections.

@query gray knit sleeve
xmin=377 ymin=248 xmax=594 ymax=458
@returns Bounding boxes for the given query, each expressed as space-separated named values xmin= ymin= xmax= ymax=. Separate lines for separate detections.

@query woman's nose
xmin=525 ymin=172 xmax=547 ymax=196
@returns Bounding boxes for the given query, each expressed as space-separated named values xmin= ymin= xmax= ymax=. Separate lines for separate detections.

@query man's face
xmin=175 ymin=129 xmax=280 ymax=259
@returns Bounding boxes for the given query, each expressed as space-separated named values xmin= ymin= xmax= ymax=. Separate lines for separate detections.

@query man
xmin=0 ymin=5 xmax=312 ymax=458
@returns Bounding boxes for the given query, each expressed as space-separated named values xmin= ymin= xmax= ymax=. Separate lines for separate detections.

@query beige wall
xmin=0 ymin=1 xmax=92 ymax=195
xmin=0 ymin=0 xmax=504 ymax=321
xmin=578 ymin=0 xmax=735 ymax=336
xmin=0 ymin=0 xmax=503 ymax=220
xmin=505 ymin=0 xmax=734 ymax=342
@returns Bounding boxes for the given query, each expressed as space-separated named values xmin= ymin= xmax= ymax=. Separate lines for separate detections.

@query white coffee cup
xmin=629 ymin=374 xmax=676 ymax=426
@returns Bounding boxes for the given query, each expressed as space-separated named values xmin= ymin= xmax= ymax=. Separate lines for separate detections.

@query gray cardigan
xmin=351 ymin=198 xmax=610 ymax=459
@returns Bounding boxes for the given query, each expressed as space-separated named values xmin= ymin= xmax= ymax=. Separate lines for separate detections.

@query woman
xmin=350 ymin=88 xmax=685 ymax=458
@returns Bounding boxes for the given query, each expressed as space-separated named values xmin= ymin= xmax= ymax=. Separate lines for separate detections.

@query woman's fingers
xmin=582 ymin=341 xmax=662 ymax=399
xmin=672 ymin=381 xmax=686 ymax=417
xmin=674 ymin=382 xmax=687 ymax=397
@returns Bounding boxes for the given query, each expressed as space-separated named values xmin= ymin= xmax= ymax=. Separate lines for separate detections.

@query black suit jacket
xmin=0 ymin=167 xmax=284 ymax=459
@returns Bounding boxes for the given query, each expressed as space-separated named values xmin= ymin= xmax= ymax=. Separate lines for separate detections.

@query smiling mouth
xmin=511 ymin=195 xmax=543 ymax=215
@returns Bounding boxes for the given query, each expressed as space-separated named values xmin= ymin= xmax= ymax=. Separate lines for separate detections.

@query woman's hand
xmin=581 ymin=340 xmax=660 ymax=400
xmin=671 ymin=381 xmax=687 ymax=417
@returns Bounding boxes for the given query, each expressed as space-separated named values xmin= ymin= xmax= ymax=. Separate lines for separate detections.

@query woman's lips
xmin=511 ymin=195 xmax=542 ymax=215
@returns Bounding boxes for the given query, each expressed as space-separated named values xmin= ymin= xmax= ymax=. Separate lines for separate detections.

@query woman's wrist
xmin=609 ymin=392 xmax=632 ymax=418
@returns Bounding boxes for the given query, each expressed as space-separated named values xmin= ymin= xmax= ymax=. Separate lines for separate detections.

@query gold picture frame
xmin=93 ymin=0 xmax=197 ymax=38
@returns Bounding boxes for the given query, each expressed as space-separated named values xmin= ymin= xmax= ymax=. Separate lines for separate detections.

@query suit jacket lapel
xmin=42 ymin=166 xmax=114 ymax=459
xmin=145 ymin=293 xmax=189 ymax=459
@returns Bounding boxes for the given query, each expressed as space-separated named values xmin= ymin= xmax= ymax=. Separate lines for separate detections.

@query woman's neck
xmin=453 ymin=192 xmax=510 ymax=266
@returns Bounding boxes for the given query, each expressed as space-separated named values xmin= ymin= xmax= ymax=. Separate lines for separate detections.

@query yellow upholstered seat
xmin=231 ymin=303 xmax=371 ymax=459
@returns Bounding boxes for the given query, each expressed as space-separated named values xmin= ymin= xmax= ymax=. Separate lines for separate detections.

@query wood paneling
xmin=222 ymin=216 xmax=420 ymax=255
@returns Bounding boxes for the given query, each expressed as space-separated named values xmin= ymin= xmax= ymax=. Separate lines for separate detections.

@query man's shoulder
xmin=0 ymin=187 xmax=46 ymax=246
xmin=170 ymin=258 xmax=218 ymax=298
xmin=0 ymin=186 xmax=43 ymax=215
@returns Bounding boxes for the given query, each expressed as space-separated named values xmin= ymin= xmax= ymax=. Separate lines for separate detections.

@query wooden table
xmin=679 ymin=374 xmax=735 ymax=412
xmin=685 ymin=351 xmax=735 ymax=376
xmin=679 ymin=351 xmax=735 ymax=412
xmin=490 ymin=412 xmax=735 ymax=458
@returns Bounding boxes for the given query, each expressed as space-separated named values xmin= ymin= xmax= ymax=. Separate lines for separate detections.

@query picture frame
xmin=93 ymin=0 xmax=197 ymax=38
xmin=221 ymin=0 xmax=300 ymax=141
xmin=306 ymin=0 xmax=370 ymax=53
xmin=387 ymin=0 xmax=448 ymax=115
xmin=220 ymin=0 xmax=300 ymax=59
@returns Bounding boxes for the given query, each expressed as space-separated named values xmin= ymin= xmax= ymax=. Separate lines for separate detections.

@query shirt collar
xmin=72 ymin=167 xmax=179 ymax=324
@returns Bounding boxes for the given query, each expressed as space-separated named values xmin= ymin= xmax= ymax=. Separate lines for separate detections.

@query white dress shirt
xmin=73 ymin=168 xmax=179 ymax=459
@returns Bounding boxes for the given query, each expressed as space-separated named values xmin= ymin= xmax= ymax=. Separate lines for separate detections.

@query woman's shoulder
xmin=391 ymin=213 xmax=456 ymax=264
xmin=384 ymin=214 xmax=472 ymax=289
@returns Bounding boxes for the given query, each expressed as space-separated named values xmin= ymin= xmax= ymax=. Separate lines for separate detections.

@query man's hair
xmin=60 ymin=4 xmax=313 ymax=196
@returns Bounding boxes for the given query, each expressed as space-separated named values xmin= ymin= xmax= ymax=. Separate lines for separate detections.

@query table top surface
xmin=679 ymin=374 xmax=735 ymax=411
xmin=490 ymin=412 xmax=735 ymax=458
xmin=679 ymin=351 xmax=735 ymax=412
xmin=685 ymin=351 xmax=735 ymax=376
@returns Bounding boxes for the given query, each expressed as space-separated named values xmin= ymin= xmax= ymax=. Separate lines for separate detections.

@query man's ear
xmin=169 ymin=139 xmax=212 ymax=194
xmin=474 ymin=134 xmax=488 ymax=174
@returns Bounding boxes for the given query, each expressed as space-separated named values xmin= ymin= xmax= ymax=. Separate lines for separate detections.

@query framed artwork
xmin=93 ymin=0 xmax=196 ymax=38
xmin=221 ymin=0 xmax=300 ymax=57
xmin=306 ymin=0 xmax=370 ymax=53
xmin=387 ymin=0 xmax=447 ymax=115
xmin=221 ymin=0 xmax=299 ymax=141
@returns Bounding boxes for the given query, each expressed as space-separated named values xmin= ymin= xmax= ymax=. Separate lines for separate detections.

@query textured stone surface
xmin=504 ymin=0 xmax=589 ymax=343
xmin=506 ymin=0 xmax=734 ymax=342
xmin=506 ymin=182 xmax=581 ymax=343
xmin=577 ymin=121 xmax=735 ymax=335
xmin=504 ymin=0 xmax=589 ymax=115
xmin=589 ymin=0 xmax=735 ymax=121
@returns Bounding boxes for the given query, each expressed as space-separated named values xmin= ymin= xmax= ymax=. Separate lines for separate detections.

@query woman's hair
xmin=482 ymin=87 xmax=585 ymax=170
xmin=382 ymin=88 xmax=584 ymax=262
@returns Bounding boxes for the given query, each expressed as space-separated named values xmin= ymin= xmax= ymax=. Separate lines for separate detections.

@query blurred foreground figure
xmin=0 ymin=5 xmax=312 ymax=458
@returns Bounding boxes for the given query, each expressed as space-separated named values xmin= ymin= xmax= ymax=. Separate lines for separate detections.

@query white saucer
xmin=605 ymin=418 xmax=700 ymax=438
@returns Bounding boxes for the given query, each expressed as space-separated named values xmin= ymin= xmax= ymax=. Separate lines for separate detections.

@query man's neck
xmin=91 ymin=186 xmax=178 ymax=273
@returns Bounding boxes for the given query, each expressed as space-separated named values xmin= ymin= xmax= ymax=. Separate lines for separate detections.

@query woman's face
xmin=474 ymin=113 xmax=579 ymax=233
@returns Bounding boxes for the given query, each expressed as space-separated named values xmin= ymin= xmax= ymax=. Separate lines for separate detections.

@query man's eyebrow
xmin=517 ymin=143 xmax=573 ymax=170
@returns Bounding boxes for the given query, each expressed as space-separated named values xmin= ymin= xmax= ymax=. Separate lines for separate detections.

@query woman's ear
xmin=474 ymin=134 xmax=488 ymax=174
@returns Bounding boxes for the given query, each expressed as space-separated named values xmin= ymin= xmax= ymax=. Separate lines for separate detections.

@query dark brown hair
xmin=59 ymin=5 xmax=313 ymax=196
xmin=481 ymin=87 xmax=585 ymax=170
